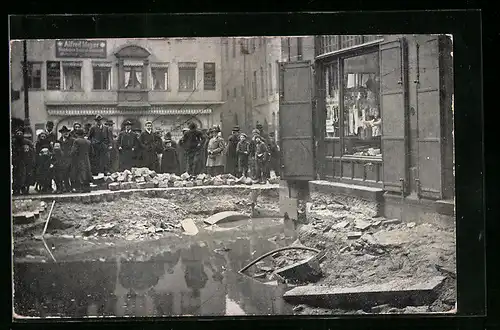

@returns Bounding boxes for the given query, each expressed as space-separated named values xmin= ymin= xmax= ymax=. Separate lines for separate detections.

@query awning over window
xmin=62 ymin=61 xmax=83 ymax=67
xmin=178 ymin=62 xmax=197 ymax=69
xmin=92 ymin=61 xmax=113 ymax=68
xmin=151 ymin=62 xmax=169 ymax=68
xmin=46 ymin=107 xmax=212 ymax=116
xmin=123 ymin=60 xmax=144 ymax=67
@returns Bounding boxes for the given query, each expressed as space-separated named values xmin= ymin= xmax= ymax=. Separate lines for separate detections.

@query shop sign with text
xmin=56 ymin=40 xmax=107 ymax=58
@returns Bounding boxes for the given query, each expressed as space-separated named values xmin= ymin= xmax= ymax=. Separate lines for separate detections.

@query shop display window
xmin=342 ymin=51 xmax=381 ymax=157
xmin=324 ymin=61 xmax=340 ymax=137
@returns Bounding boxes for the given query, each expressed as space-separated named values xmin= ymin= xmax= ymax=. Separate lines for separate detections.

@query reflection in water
xmin=14 ymin=222 xmax=294 ymax=317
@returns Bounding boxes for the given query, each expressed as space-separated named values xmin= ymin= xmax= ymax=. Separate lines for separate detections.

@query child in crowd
xmin=254 ymin=136 xmax=269 ymax=184
xmin=36 ymin=147 xmax=54 ymax=193
xmin=236 ymin=133 xmax=249 ymax=178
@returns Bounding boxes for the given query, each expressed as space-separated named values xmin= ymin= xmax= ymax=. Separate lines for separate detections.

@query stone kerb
xmin=11 ymin=185 xmax=280 ymax=204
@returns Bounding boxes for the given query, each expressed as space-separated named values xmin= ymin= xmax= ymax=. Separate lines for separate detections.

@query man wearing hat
xmin=139 ymin=121 xmax=162 ymax=171
xmin=225 ymin=125 xmax=241 ymax=176
xmin=45 ymin=121 xmax=58 ymax=145
xmin=117 ymin=120 xmax=139 ymax=171
xmin=179 ymin=122 xmax=203 ymax=176
xmin=12 ymin=128 xmax=35 ymax=196
xmin=54 ymin=126 xmax=74 ymax=193
xmin=247 ymin=128 xmax=261 ymax=180
xmin=88 ymin=114 xmax=111 ymax=175
xmin=70 ymin=128 xmax=92 ymax=193
xmin=105 ymin=119 xmax=119 ymax=173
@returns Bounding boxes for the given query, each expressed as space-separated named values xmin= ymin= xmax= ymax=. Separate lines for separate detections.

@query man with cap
xmin=105 ymin=119 xmax=119 ymax=173
xmin=70 ymin=128 xmax=92 ymax=193
xmin=70 ymin=122 xmax=82 ymax=139
xmin=225 ymin=125 xmax=241 ymax=176
xmin=12 ymin=128 xmax=35 ymax=195
xmin=179 ymin=122 xmax=203 ymax=176
xmin=45 ymin=121 xmax=58 ymax=146
xmin=88 ymin=114 xmax=111 ymax=175
xmin=139 ymin=121 xmax=162 ymax=171
xmin=53 ymin=126 xmax=74 ymax=193
xmin=117 ymin=120 xmax=139 ymax=171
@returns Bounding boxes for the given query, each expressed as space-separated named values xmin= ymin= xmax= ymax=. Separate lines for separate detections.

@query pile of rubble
xmin=98 ymin=167 xmax=280 ymax=191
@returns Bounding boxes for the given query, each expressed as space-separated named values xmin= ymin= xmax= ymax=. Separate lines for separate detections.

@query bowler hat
xmin=95 ymin=114 xmax=103 ymax=121
xmin=59 ymin=125 xmax=70 ymax=133
xmin=124 ymin=120 xmax=132 ymax=126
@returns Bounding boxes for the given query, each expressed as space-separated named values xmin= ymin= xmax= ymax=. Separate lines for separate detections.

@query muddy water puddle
xmin=14 ymin=218 xmax=297 ymax=317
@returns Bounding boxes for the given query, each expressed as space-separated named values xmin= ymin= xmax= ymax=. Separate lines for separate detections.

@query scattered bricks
xmin=383 ymin=219 xmax=401 ymax=226
xmin=354 ymin=219 xmax=372 ymax=231
xmin=213 ymin=178 xmax=224 ymax=186
xmin=158 ymin=181 xmax=169 ymax=188
xmin=361 ymin=233 xmax=378 ymax=246
xmin=135 ymin=176 xmax=146 ymax=183
xmin=185 ymin=181 xmax=195 ymax=188
xmin=152 ymin=180 xmax=160 ymax=188
xmin=347 ymin=231 xmax=363 ymax=239
xmin=195 ymin=180 xmax=204 ymax=186
xmin=283 ymin=276 xmax=446 ymax=310
xmin=83 ymin=225 xmax=96 ymax=236
xmin=226 ymin=179 xmax=236 ymax=186
xmin=104 ymin=176 xmax=114 ymax=183
xmin=180 ymin=172 xmax=190 ymax=180
xmin=371 ymin=220 xmax=382 ymax=227
xmin=173 ymin=181 xmax=185 ymax=187
xmin=407 ymin=222 xmax=416 ymax=228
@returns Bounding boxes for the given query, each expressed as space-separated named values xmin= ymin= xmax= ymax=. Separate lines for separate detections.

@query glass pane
xmin=63 ymin=67 xmax=82 ymax=90
xmin=342 ymin=51 xmax=381 ymax=157
xmin=152 ymin=68 xmax=167 ymax=90
xmin=179 ymin=68 xmax=195 ymax=91
xmin=324 ymin=62 xmax=340 ymax=137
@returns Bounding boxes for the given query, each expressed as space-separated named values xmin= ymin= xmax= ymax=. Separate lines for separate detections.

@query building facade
xmin=10 ymin=38 xmax=223 ymax=141
xmin=279 ymin=34 xmax=455 ymax=225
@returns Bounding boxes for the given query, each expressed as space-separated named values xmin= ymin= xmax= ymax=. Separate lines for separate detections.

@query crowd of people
xmin=11 ymin=115 xmax=281 ymax=196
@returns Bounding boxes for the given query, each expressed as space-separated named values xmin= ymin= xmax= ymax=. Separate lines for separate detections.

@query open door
xmin=380 ymin=38 xmax=410 ymax=194
xmin=278 ymin=61 xmax=315 ymax=181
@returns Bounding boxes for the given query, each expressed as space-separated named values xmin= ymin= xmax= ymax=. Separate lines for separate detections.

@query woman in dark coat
xmin=160 ymin=135 xmax=180 ymax=174
xmin=12 ymin=128 xmax=35 ymax=195
xmin=225 ymin=126 xmax=240 ymax=176
xmin=70 ymin=129 xmax=92 ymax=193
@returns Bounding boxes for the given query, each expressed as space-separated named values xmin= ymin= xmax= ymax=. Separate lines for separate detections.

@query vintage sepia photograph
xmin=10 ymin=34 xmax=456 ymax=318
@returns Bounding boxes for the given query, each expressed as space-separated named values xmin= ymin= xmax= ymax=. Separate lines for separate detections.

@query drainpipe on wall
xmin=22 ymin=40 xmax=33 ymax=141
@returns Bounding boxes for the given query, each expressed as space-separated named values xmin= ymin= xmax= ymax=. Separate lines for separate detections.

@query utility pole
xmin=22 ymin=40 xmax=32 ymax=140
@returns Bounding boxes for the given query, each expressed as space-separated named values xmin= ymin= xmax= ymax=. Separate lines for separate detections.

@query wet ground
xmin=13 ymin=218 xmax=297 ymax=318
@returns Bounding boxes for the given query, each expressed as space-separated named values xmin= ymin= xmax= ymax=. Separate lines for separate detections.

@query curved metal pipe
xmin=238 ymin=246 xmax=321 ymax=274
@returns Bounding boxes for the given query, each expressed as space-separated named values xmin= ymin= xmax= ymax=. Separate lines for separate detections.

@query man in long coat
xmin=54 ymin=126 xmax=74 ymax=193
xmin=267 ymin=131 xmax=281 ymax=176
xmin=45 ymin=121 xmax=58 ymax=145
xmin=247 ymin=129 xmax=260 ymax=180
xmin=197 ymin=129 xmax=209 ymax=174
xmin=117 ymin=121 xmax=139 ymax=171
xmin=139 ymin=121 xmax=162 ymax=170
xmin=179 ymin=122 xmax=203 ymax=176
xmin=70 ymin=128 xmax=92 ymax=193
xmin=225 ymin=126 xmax=240 ymax=176
xmin=88 ymin=114 xmax=111 ymax=175
xmin=105 ymin=119 xmax=119 ymax=173
xmin=177 ymin=128 xmax=189 ymax=174
xmin=12 ymin=128 xmax=35 ymax=195
xmin=206 ymin=129 xmax=226 ymax=176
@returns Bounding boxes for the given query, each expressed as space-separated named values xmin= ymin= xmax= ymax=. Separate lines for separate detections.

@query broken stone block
xmin=361 ymin=233 xmax=378 ymax=246
xmin=117 ymin=175 xmax=126 ymax=182
xmin=333 ymin=220 xmax=349 ymax=229
xmin=173 ymin=181 xmax=185 ymax=187
xmin=383 ymin=219 xmax=401 ymax=226
xmin=268 ymin=177 xmax=280 ymax=184
xmin=244 ymin=177 xmax=253 ymax=185
xmin=354 ymin=219 xmax=371 ymax=231
xmin=213 ymin=178 xmax=224 ymax=186
xmin=111 ymin=172 xmax=119 ymax=179
xmin=185 ymin=181 xmax=194 ymax=187
xmin=181 ymin=218 xmax=199 ymax=235
xmin=195 ymin=180 xmax=204 ymax=186
xmin=158 ymin=181 xmax=169 ymax=188
xmin=283 ymin=276 xmax=446 ymax=310
xmin=135 ymin=176 xmax=146 ymax=183
xmin=407 ymin=222 xmax=416 ymax=228
xmin=226 ymin=179 xmax=236 ymax=186
xmin=108 ymin=182 xmax=120 ymax=191
xmin=203 ymin=178 xmax=214 ymax=186
xmin=347 ymin=231 xmax=363 ymax=239
xmin=138 ymin=182 xmax=155 ymax=189
xmin=129 ymin=182 xmax=139 ymax=189
xmin=204 ymin=211 xmax=250 ymax=225
xmin=104 ymin=176 xmax=114 ymax=183
xmin=181 ymin=172 xmax=190 ymax=180
xmin=371 ymin=220 xmax=382 ymax=227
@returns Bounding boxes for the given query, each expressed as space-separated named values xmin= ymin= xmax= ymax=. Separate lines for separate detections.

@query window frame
xmin=23 ymin=61 xmax=43 ymax=90
xmin=92 ymin=62 xmax=113 ymax=91
xmin=61 ymin=61 xmax=83 ymax=91
xmin=203 ymin=62 xmax=216 ymax=91
xmin=150 ymin=63 xmax=170 ymax=91
xmin=318 ymin=44 xmax=382 ymax=161
xmin=178 ymin=62 xmax=197 ymax=92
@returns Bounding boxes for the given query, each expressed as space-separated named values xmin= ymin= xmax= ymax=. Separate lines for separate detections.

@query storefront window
xmin=324 ymin=61 xmax=340 ymax=137
xmin=342 ymin=51 xmax=381 ymax=157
